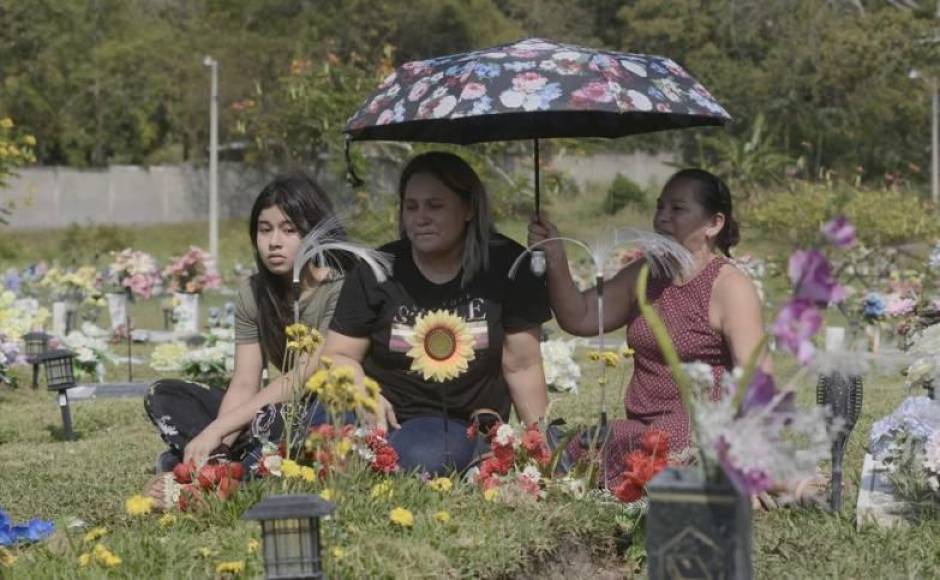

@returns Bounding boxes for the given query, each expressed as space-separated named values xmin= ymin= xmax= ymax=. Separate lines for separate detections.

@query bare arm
xmin=528 ymin=215 xmax=642 ymax=336
xmin=502 ymin=326 xmax=548 ymax=425
xmin=183 ymin=342 xmax=321 ymax=465
xmin=321 ymin=330 xmax=400 ymax=431
xmin=712 ymin=267 xmax=772 ymax=372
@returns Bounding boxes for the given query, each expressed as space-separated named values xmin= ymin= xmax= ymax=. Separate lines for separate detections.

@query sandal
xmin=143 ymin=472 xmax=182 ymax=512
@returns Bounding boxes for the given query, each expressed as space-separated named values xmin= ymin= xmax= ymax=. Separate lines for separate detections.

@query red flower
xmin=641 ymin=429 xmax=670 ymax=456
xmin=371 ymin=446 xmax=399 ymax=474
xmin=172 ymin=460 xmax=196 ymax=484
xmin=521 ymin=425 xmax=551 ymax=466
xmin=492 ymin=443 xmax=515 ymax=470
xmin=466 ymin=422 xmax=479 ymax=440
xmin=310 ymin=424 xmax=335 ymax=439
xmin=612 ymin=479 xmax=644 ymax=503
xmin=196 ymin=464 xmax=223 ymax=490
xmin=225 ymin=462 xmax=244 ymax=481
xmin=216 ymin=476 xmax=239 ymax=501
xmin=177 ymin=484 xmax=205 ymax=512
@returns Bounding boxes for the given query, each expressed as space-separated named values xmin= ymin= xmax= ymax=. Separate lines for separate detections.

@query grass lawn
xmin=2 ymin=187 xmax=940 ymax=577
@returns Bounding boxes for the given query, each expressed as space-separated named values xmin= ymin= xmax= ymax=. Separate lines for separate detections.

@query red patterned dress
xmin=589 ymin=257 xmax=734 ymax=483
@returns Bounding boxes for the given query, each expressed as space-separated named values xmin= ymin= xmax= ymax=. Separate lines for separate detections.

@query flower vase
xmin=52 ymin=301 xmax=71 ymax=336
xmin=106 ymin=292 xmax=128 ymax=332
xmin=645 ymin=466 xmax=753 ymax=580
xmin=173 ymin=292 xmax=200 ymax=336
xmin=868 ymin=324 xmax=881 ymax=353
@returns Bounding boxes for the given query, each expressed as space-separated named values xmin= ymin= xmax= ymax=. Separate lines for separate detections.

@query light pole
xmin=910 ymin=69 xmax=939 ymax=205
xmin=203 ymin=55 xmax=220 ymax=264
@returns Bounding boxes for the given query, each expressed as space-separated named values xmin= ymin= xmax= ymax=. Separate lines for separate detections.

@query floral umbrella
xmin=344 ymin=37 xmax=731 ymax=210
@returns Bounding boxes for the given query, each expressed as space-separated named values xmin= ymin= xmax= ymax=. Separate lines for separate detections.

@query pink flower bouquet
xmin=163 ymin=247 xmax=221 ymax=295
xmin=106 ymin=249 xmax=161 ymax=299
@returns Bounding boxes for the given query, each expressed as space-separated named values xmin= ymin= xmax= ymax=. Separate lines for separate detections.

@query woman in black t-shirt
xmin=324 ymin=152 xmax=552 ymax=475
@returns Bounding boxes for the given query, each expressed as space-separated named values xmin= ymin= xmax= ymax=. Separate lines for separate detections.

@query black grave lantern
xmin=242 ymin=494 xmax=336 ymax=580
xmin=23 ymin=331 xmax=51 ymax=389
xmin=37 ymin=349 xmax=77 ymax=440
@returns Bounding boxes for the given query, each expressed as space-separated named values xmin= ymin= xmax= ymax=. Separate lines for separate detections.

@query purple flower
xmin=715 ymin=437 xmax=773 ymax=495
xmin=788 ymin=249 xmax=845 ymax=305
xmin=2 ymin=268 xmax=20 ymax=293
xmin=739 ymin=370 xmax=775 ymax=415
xmin=821 ymin=216 xmax=856 ymax=249
xmin=772 ymin=298 xmax=822 ymax=364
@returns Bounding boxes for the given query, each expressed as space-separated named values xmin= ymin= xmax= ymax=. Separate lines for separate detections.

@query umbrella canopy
xmin=345 ymin=37 xmax=730 ymax=145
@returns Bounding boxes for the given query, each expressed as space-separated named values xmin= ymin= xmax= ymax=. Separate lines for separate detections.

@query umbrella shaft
xmin=533 ymin=138 xmax=540 ymax=215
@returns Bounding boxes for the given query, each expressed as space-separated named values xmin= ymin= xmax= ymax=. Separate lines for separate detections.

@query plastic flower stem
xmin=635 ymin=265 xmax=704 ymax=465
xmin=731 ymin=335 xmax=769 ymax=412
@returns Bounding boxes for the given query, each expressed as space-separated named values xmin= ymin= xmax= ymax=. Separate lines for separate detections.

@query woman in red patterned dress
xmin=528 ymin=168 xmax=768 ymax=481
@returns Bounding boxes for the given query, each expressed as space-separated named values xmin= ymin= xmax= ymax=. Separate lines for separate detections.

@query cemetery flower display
xmin=104 ymin=249 xmax=161 ymax=299
xmin=162 ymin=246 xmax=221 ymax=295
xmin=540 ymin=338 xmax=581 ymax=393
xmin=0 ymin=332 xmax=22 ymax=387
xmin=149 ymin=335 xmax=234 ymax=389
xmin=0 ymin=290 xmax=48 ymax=340
xmin=38 ymin=266 xmax=102 ymax=304
xmin=466 ymin=422 xmax=552 ymax=502
xmin=61 ymin=329 xmax=115 ymax=382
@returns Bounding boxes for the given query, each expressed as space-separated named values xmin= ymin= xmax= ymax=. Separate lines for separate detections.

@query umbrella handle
xmin=345 ymin=136 xmax=365 ymax=188
xmin=533 ymin=138 xmax=540 ymax=215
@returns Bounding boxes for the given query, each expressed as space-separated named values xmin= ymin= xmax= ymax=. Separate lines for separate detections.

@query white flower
xmin=923 ymin=430 xmax=940 ymax=474
xmin=519 ymin=463 xmax=541 ymax=485
xmin=494 ymin=423 xmax=517 ymax=447
xmin=540 ymin=339 xmax=581 ymax=393
xmin=261 ymin=455 xmax=282 ymax=477
xmin=682 ymin=361 xmax=714 ymax=392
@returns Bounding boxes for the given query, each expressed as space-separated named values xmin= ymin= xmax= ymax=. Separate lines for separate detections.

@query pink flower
xmin=459 ymin=82 xmax=487 ymax=100
xmin=821 ymin=216 xmax=856 ymax=248
xmin=885 ymin=294 xmax=916 ymax=317
xmin=570 ymin=81 xmax=613 ymax=105
xmin=772 ymin=298 xmax=822 ymax=364
xmin=788 ymin=250 xmax=845 ymax=305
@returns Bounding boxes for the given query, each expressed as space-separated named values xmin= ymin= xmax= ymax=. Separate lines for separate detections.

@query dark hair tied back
xmin=668 ymin=168 xmax=739 ymax=257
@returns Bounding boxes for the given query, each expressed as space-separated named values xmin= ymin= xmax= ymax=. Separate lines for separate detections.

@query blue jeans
xmin=388 ymin=416 xmax=483 ymax=476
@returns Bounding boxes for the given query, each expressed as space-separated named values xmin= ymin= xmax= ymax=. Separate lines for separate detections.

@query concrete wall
xmin=1 ymin=152 xmax=675 ymax=229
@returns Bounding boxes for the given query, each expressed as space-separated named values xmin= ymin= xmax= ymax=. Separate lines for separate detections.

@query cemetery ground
xmin=2 ymin=190 xmax=940 ymax=577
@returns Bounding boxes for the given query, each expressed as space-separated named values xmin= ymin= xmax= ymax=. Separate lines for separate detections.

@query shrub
xmin=604 ymin=173 xmax=646 ymax=214
xmin=748 ymin=182 xmax=940 ymax=249
xmin=58 ymin=223 xmax=134 ymax=265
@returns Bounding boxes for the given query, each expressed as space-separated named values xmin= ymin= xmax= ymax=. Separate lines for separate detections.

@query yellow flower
xmin=22 ymin=134 xmax=36 ymax=147
xmin=428 ymin=477 xmax=453 ymax=493
xmin=334 ymin=437 xmax=353 ymax=457
xmin=483 ymin=488 xmax=499 ymax=502
xmin=83 ymin=527 xmax=109 ymax=543
xmin=587 ymin=351 xmax=601 ymax=361
xmin=125 ymin=495 xmax=155 ymax=516
xmin=621 ymin=345 xmax=635 ymax=359
xmin=158 ymin=513 xmax=177 ymax=527
xmin=434 ymin=511 xmax=451 ymax=524
xmin=389 ymin=507 xmax=414 ymax=528
xmin=281 ymin=459 xmax=302 ymax=478
xmin=300 ymin=466 xmax=316 ymax=482
xmin=246 ymin=539 xmax=260 ymax=554
xmin=332 ymin=546 xmax=345 ymax=560
xmin=406 ymin=310 xmax=476 ymax=382
xmin=601 ymin=351 xmax=620 ymax=368
xmin=320 ymin=488 xmax=334 ymax=501
xmin=285 ymin=324 xmax=323 ymax=354
xmin=93 ymin=544 xmax=121 ymax=567
xmin=0 ymin=118 xmax=12 ymax=129
xmin=78 ymin=552 xmax=92 ymax=567
xmin=0 ymin=547 xmax=17 ymax=567
xmin=216 ymin=560 xmax=245 ymax=575
xmin=370 ymin=481 xmax=394 ymax=499
xmin=198 ymin=547 xmax=217 ymax=558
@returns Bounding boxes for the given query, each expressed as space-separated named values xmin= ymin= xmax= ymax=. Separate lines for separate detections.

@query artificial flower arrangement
xmin=870 ymin=396 xmax=940 ymax=508
xmin=104 ymin=248 xmax=161 ymax=300
xmin=149 ymin=333 xmax=235 ymax=390
xmin=162 ymin=246 xmax=221 ymax=295
xmin=0 ymin=289 xmax=49 ymax=341
xmin=37 ymin=266 xmax=102 ymax=305
xmin=540 ymin=338 xmax=582 ymax=393
xmin=61 ymin=324 xmax=116 ymax=382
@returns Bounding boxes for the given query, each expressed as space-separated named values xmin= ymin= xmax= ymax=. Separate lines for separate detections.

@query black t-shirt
xmin=329 ymin=234 xmax=551 ymax=423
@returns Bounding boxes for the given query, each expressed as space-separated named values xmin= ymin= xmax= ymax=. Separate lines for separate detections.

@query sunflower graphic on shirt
xmin=405 ymin=309 xmax=476 ymax=382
